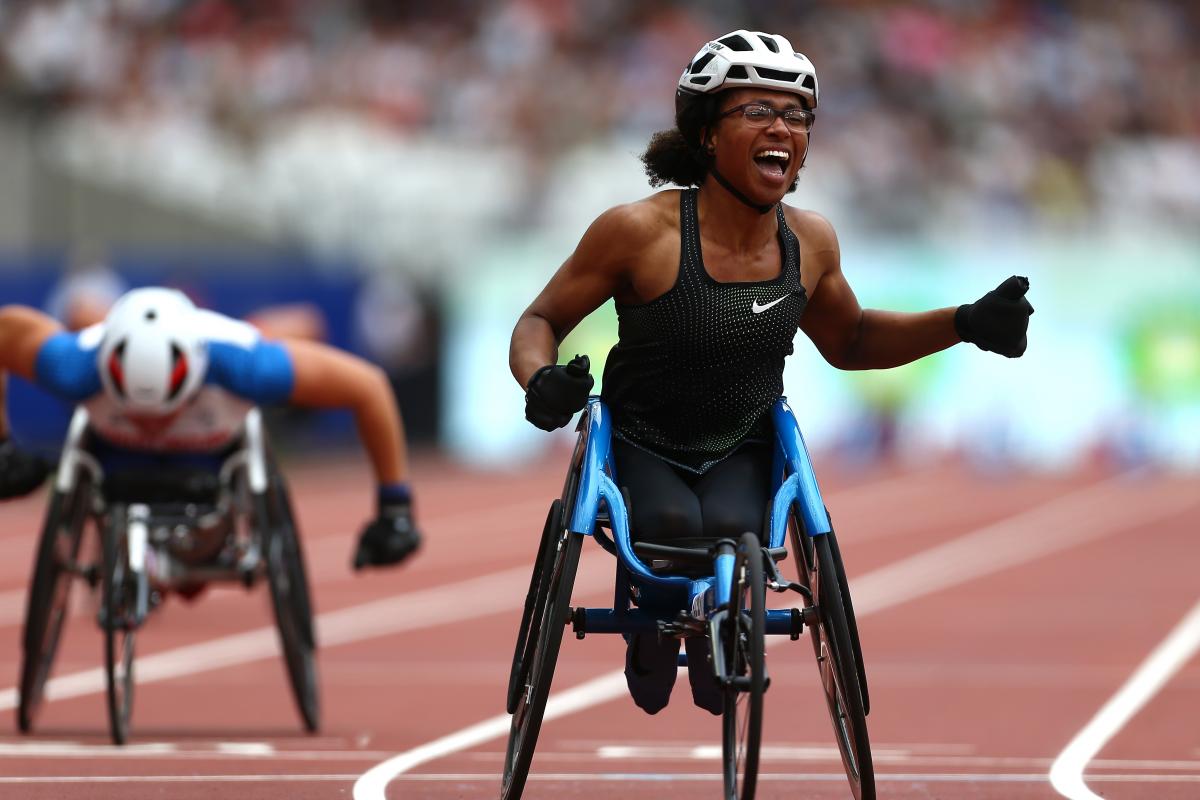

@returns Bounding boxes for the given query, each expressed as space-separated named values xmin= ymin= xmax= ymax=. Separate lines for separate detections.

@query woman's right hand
xmin=524 ymin=355 xmax=593 ymax=431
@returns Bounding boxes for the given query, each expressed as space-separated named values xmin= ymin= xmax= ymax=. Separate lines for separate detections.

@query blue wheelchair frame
xmin=566 ymin=396 xmax=828 ymax=640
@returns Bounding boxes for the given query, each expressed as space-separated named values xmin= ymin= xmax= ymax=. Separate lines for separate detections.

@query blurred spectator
xmin=2 ymin=0 xmax=1195 ymax=239
xmin=353 ymin=269 xmax=440 ymax=444
xmin=44 ymin=244 xmax=127 ymax=330
xmin=43 ymin=243 xmax=328 ymax=341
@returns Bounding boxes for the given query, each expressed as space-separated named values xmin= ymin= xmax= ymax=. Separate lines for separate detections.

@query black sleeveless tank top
xmin=600 ymin=188 xmax=807 ymax=473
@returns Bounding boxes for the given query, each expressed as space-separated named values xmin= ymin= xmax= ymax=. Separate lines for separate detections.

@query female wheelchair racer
xmin=507 ymin=28 xmax=1034 ymax=800
xmin=0 ymin=288 xmax=424 ymax=739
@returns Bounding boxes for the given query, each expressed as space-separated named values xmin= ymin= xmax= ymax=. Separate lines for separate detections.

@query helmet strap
xmin=709 ymin=167 xmax=775 ymax=215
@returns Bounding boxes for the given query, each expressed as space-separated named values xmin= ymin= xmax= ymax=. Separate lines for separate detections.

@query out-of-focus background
xmin=1 ymin=0 xmax=1197 ymax=471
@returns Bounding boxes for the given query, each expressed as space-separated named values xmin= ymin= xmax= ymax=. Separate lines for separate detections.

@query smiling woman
xmin=508 ymin=28 xmax=1033 ymax=717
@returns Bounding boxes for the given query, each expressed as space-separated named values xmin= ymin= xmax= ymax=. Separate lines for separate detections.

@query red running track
xmin=0 ymin=450 xmax=1197 ymax=799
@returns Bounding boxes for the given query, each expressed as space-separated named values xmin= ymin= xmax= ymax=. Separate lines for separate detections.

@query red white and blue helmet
xmin=97 ymin=288 xmax=208 ymax=416
xmin=677 ymin=30 xmax=819 ymax=114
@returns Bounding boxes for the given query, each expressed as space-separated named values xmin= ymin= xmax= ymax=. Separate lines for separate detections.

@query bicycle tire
xmin=17 ymin=479 xmax=93 ymax=733
xmin=506 ymin=499 xmax=562 ymax=715
xmin=102 ymin=504 xmax=136 ymax=745
xmin=258 ymin=471 xmax=319 ymax=733
xmin=500 ymin=528 xmax=582 ymax=800
xmin=722 ymin=532 xmax=766 ymax=800
xmin=791 ymin=522 xmax=875 ymax=800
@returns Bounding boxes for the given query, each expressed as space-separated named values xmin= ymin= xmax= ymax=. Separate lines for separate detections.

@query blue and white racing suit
xmin=34 ymin=310 xmax=294 ymax=459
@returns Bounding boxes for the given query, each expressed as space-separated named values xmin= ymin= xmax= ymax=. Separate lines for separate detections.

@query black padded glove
xmin=524 ymin=354 xmax=593 ymax=431
xmin=353 ymin=496 xmax=421 ymax=570
xmin=0 ymin=438 xmax=50 ymax=499
xmin=955 ymin=275 xmax=1035 ymax=358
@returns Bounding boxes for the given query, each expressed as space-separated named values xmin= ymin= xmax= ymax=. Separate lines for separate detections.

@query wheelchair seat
xmin=101 ymin=467 xmax=223 ymax=506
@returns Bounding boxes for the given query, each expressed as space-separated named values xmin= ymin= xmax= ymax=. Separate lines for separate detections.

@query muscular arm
xmin=510 ymin=201 xmax=658 ymax=387
xmin=282 ymin=339 xmax=408 ymax=484
xmin=796 ymin=213 xmax=959 ymax=370
xmin=0 ymin=305 xmax=65 ymax=437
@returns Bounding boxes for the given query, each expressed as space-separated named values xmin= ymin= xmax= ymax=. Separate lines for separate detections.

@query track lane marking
xmin=354 ymin=472 xmax=1200 ymax=798
xmin=0 ymin=494 xmax=559 ymax=628
xmin=11 ymin=770 xmax=1200 ymax=785
xmin=0 ymin=558 xmax=615 ymax=711
xmin=1049 ymin=596 xmax=1200 ymax=800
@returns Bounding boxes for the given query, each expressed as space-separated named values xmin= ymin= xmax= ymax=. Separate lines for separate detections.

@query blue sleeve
xmin=206 ymin=340 xmax=295 ymax=405
xmin=33 ymin=332 xmax=102 ymax=402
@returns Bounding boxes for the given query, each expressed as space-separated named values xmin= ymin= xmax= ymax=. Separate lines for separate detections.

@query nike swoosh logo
xmin=751 ymin=296 xmax=788 ymax=314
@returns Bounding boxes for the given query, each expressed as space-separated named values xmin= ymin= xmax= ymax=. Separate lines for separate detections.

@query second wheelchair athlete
xmin=0 ymin=286 xmax=422 ymax=571
xmin=509 ymin=30 xmax=1034 ymax=715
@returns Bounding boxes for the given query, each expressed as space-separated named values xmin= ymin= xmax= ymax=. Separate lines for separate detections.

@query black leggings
xmin=612 ymin=439 xmax=773 ymax=545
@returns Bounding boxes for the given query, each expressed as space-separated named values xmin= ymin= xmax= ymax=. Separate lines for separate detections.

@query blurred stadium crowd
xmin=0 ymin=1 xmax=1197 ymax=470
xmin=2 ymin=0 xmax=1198 ymax=244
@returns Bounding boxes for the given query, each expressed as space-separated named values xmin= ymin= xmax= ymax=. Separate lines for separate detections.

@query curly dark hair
xmin=641 ymin=129 xmax=710 ymax=187
xmin=641 ymin=91 xmax=718 ymax=187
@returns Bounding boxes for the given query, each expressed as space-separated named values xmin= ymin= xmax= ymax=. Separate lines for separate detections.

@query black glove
xmin=524 ymin=354 xmax=593 ymax=431
xmin=955 ymin=275 xmax=1035 ymax=358
xmin=0 ymin=437 xmax=50 ymax=499
xmin=353 ymin=497 xmax=421 ymax=570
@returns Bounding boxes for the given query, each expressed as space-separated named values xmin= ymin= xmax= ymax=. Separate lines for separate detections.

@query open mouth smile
xmin=753 ymin=148 xmax=791 ymax=181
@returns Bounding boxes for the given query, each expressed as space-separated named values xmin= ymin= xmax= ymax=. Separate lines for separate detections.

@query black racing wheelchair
xmin=502 ymin=397 xmax=874 ymax=800
xmin=16 ymin=407 xmax=318 ymax=744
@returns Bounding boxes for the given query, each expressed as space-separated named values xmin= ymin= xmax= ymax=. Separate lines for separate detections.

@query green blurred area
xmin=1124 ymin=300 xmax=1200 ymax=406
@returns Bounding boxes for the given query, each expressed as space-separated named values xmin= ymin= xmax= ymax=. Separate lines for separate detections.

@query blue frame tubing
xmin=569 ymin=397 xmax=825 ymax=639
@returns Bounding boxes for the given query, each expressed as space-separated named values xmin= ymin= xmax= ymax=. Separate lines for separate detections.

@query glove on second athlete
xmin=353 ymin=485 xmax=421 ymax=569
xmin=0 ymin=438 xmax=50 ymax=499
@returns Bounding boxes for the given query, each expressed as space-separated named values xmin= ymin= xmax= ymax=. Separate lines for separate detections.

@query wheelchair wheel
xmin=790 ymin=520 xmax=875 ymax=800
xmin=256 ymin=470 xmax=319 ymax=733
xmin=102 ymin=504 xmax=137 ymax=745
xmin=828 ymin=528 xmax=870 ymax=715
xmin=500 ymin=525 xmax=583 ymax=800
xmin=17 ymin=478 xmax=94 ymax=733
xmin=506 ymin=500 xmax=562 ymax=715
xmin=722 ymin=532 xmax=766 ymax=800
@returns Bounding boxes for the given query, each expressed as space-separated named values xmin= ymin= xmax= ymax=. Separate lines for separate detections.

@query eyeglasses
xmin=719 ymin=103 xmax=814 ymax=134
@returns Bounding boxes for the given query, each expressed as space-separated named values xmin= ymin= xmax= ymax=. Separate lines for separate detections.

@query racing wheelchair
xmin=503 ymin=398 xmax=874 ymax=800
xmin=16 ymin=406 xmax=318 ymax=744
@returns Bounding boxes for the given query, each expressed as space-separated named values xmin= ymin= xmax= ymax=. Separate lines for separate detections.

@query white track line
xmin=0 ymin=559 xmax=613 ymax=711
xmin=1049 ymin=597 xmax=1200 ymax=799
xmin=354 ymin=472 xmax=1200 ymax=799
xmin=16 ymin=771 xmax=1200 ymax=785
xmin=0 ymin=494 xmax=556 ymax=628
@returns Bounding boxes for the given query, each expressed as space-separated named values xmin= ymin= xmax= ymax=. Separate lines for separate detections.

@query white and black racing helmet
xmin=677 ymin=30 xmax=818 ymax=111
xmin=97 ymin=288 xmax=208 ymax=416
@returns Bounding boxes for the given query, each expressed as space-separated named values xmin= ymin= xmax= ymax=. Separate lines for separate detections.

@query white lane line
xmin=354 ymin=472 xmax=1200 ymax=799
xmin=844 ymin=472 xmax=1198 ymax=613
xmin=353 ymin=672 xmax=629 ymax=798
xmin=1049 ymin=597 xmax=1200 ymax=800
xmin=0 ymin=494 xmax=556 ymax=628
xmin=0 ymin=742 xmax=412 ymax=760
xmin=0 ymin=774 xmax=361 ymax=784
xmin=15 ymin=771 xmax=1200 ymax=786
xmin=0 ymin=557 xmax=614 ymax=712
